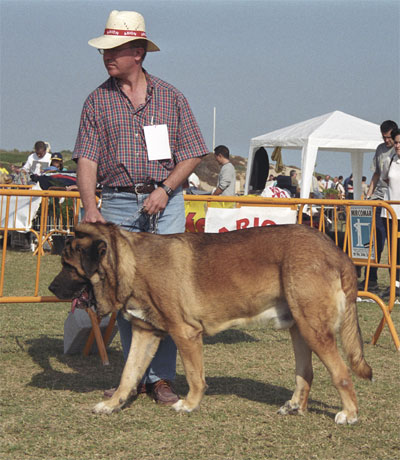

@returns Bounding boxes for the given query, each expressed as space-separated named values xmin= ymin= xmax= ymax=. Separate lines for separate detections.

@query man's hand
xmin=81 ymin=208 xmax=107 ymax=224
xmin=142 ymin=188 xmax=169 ymax=215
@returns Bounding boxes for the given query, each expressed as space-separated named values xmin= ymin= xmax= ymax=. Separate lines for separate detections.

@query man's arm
xmin=212 ymin=187 xmax=223 ymax=196
xmin=212 ymin=164 xmax=232 ymax=196
xmin=76 ymin=157 xmax=106 ymax=223
xmin=143 ymin=157 xmax=202 ymax=215
xmin=365 ymin=171 xmax=380 ymax=198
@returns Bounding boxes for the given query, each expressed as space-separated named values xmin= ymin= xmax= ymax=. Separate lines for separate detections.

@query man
xmin=344 ymin=173 xmax=353 ymax=199
xmin=361 ymin=120 xmax=398 ymax=291
xmin=289 ymin=169 xmax=300 ymax=196
xmin=335 ymin=175 xmax=345 ymax=199
xmin=73 ymin=10 xmax=208 ymax=404
xmin=12 ymin=140 xmax=52 ymax=176
xmin=212 ymin=145 xmax=236 ymax=195
xmin=321 ymin=174 xmax=333 ymax=190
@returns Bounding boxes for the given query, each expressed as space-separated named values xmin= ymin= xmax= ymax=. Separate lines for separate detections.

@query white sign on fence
xmin=204 ymin=206 xmax=297 ymax=233
xmin=0 ymin=195 xmax=42 ymax=230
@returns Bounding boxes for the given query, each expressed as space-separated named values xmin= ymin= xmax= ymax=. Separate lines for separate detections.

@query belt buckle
xmin=134 ymin=183 xmax=144 ymax=194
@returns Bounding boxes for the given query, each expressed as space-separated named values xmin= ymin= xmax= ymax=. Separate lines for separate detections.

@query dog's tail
xmin=340 ymin=260 xmax=373 ymax=380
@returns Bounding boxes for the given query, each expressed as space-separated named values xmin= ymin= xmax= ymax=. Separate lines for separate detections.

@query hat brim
xmin=88 ymin=35 xmax=160 ymax=52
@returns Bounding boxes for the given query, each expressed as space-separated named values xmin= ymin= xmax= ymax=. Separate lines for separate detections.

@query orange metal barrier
xmin=0 ymin=189 xmax=399 ymax=352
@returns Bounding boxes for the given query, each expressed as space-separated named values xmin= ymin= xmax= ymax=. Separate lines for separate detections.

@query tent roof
xmin=250 ymin=110 xmax=382 ymax=151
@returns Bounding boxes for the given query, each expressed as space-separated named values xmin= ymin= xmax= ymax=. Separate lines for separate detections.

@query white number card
xmin=143 ymin=124 xmax=172 ymax=161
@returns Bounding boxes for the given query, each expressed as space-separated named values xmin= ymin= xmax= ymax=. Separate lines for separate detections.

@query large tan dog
xmin=49 ymin=222 xmax=372 ymax=424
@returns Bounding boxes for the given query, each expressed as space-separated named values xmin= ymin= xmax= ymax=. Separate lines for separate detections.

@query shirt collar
xmin=111 ymin=69 xmax=153 ymax=94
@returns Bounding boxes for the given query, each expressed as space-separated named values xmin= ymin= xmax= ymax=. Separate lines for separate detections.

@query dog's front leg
xmin=93 ymin=325 xmax=161 ymax=414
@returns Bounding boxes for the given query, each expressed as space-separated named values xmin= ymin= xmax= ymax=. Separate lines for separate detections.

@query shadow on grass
xmin=204 ymin=329 xmax=259 ymax=344
xmin=25 ymin=335 xmax=124 ymax=393
xmin=173 ymin=374 xmax=337 ymax=416
xmin=25 ymin=335 xmax=336 ymax=417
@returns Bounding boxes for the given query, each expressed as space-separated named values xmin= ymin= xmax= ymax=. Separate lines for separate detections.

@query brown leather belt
xmin=111 ymin=184 xmax=157 ymax=194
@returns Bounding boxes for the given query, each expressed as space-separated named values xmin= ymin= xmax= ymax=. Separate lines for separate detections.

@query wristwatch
xmin=159 ymin=183 xmax=174 ymax=197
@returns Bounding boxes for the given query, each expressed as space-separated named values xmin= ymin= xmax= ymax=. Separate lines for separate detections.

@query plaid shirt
xmin=73 ymin=71 xmax=208 ymax=186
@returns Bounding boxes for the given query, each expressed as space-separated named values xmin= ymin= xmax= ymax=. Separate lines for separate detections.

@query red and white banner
xmin=204 ymin=206 xmax=297 ymax=233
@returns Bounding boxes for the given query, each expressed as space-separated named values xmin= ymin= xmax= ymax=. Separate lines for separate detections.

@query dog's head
xmin=49 ymin=223 xmax=121 ymax=316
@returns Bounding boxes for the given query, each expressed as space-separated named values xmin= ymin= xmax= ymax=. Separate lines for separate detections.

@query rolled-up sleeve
xmin=174 ymin=93 xmax=208 ymax=163
xmin=73 ymin=96 xmax=100 ymax=163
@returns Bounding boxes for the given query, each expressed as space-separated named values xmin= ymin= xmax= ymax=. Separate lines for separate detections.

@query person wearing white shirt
xmin=12 ymin=140 xmax=52 ymax=176
xmin=321 ymin=174 xmax=333 ymax=190
xmin=381 ymin=128 xmax=400 ymax=295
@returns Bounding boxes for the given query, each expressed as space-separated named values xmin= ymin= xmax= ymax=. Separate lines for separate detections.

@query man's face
xmin=394 ymin=134 xmax=400 ymax=156
xmin=102 ymin=43 xmax=143 ymax=79
xmin=382 ymin=130 xmax=394 ymax=148
xmin=214 ymin=153 xmax=223 ymax=165
xmin=35 ymin=148 xmax=46 ymax=159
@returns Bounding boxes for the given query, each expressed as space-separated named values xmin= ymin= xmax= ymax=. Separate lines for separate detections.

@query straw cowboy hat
xmin=88 ymin=10 xmax=160 ymax=52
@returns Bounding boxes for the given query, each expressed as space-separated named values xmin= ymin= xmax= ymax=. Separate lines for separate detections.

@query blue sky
xmin=0 ymin=0 xmax=399 ymax=178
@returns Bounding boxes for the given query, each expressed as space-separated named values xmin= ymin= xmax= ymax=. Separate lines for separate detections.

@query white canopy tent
xmin=245 ymin=111 xmax=382 ymax=199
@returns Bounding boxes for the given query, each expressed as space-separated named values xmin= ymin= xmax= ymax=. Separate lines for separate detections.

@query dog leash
xmin=123 ymin=206 xmax=160 ymax=234
xmin=147 ymin=210 xmax=160 ymax=234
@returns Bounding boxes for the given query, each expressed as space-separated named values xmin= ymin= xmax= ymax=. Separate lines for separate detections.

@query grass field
xmin=1 ymin=250 xmax=400 ymax=460
xmin=0 ymin=150 xmax=75 ymax=172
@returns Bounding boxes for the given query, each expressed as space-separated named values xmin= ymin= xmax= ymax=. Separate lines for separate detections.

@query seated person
xmin=44 ymin=153 xmax=66 ymax=172
xmin=12 ymin=140 xmax=52 ymax=177
xmin=30 ymin=153 xmax=77 ymax=190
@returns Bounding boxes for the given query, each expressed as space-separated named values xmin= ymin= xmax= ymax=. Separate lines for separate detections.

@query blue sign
xmin=350 ymin=206 xmax=375 ymax=260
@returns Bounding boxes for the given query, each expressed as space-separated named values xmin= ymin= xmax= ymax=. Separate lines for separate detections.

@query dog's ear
xmin=80 ymin=239 xmax=107 ymax=277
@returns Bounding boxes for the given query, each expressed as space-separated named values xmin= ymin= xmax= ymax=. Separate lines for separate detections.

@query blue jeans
xmin=368 ymin=206 xmax=387 ymax=282
xmin=100 ymin=186 xmax=185 ymax=384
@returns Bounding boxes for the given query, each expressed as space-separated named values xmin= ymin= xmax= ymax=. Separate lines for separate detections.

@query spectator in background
xmin=381 ymin=128 xmax=400 ymax=296
xmin=363 ymin=120 xmax=398 ymax=292
xmin=311 ymin=175 xmax=323 ymax=198
xmin=44 ymin=153 xmax=66 ymax=172
xmin=335 ymin=175 xmax=345 ymax=199
xmin=366 ymin=120 xmax=398 ymax=201
xmin=344 ymin=173 xmax=353 ymax=199
xmin=11 ymin=141 xmax=52 ymax=176
xmin=317 ymin=175 xmax=325 ymax=196
xmin=212 ymin=145 xmax=236 ymax=196
xmin=361 ymin=176 xmax=369 ymax=198
xmin=290 ymin=169 xmax=300 ymax=196
xmin=321 ymin=174 xmax=333 ymax=190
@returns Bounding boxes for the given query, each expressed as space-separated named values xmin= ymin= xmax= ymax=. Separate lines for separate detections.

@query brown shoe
xmin=104 ymin=383 xmax=147 ymax=399
xmin=151 ymin=380 xmax=179 ymax=405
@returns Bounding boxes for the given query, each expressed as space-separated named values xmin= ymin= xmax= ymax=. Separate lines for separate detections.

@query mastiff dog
xmin=49 ymin=222 xmax=372 ymax=424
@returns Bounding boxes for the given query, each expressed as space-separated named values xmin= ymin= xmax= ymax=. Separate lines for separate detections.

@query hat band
xmin=104 ymin=28 xmax=147 ymax=38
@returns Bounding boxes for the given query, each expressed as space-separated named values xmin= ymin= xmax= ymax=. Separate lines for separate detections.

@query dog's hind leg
xmin=291 ymin=317 xmax=359 ymax=424
xmin=278 ymin=323 xmax=313 ymax=416
xmin=93 ymin=326 xmax=161 ymax=415
xmin=171 ymin=333 xmax=207 ymax=413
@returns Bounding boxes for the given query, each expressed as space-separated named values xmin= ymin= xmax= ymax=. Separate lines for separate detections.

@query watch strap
xmin=159 ymin=183 xmax=173 ymax=197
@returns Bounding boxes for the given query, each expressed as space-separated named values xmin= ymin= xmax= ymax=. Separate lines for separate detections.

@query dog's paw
xmin=92 ymin=401 xmax=121 ymax=415
xmin=335 ymin=411 xmax=358 ymax=425
xmin=277 ymin=400 xmax=302 ymax=416
xmin=172 ymin=399 xmax=193 ymax=413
